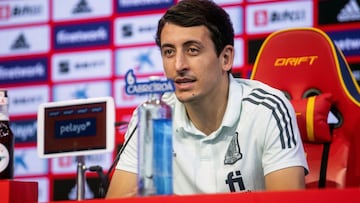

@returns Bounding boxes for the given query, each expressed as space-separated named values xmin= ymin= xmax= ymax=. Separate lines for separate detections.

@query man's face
xmin=159 ymin=23 xmax=229 ymax=104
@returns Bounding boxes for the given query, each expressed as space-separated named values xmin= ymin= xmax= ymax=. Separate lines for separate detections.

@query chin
xmin=175 ymin=91 xmax=198 ymax=103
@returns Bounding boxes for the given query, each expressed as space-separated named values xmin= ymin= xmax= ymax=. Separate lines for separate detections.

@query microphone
xmin=88 ymin=165 xmax=108 ymax=198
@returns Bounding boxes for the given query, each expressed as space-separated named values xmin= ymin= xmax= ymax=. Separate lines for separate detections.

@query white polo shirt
xmin=116 ymin=75 xmax=309 ymax=194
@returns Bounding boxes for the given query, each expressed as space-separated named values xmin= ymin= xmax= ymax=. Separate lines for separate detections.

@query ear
xmin=221 ymin=45 xmax=234 ymax=72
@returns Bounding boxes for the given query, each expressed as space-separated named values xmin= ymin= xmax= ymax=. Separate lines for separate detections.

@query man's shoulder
xmin=233 ymin=77 xmax=286 ymax=100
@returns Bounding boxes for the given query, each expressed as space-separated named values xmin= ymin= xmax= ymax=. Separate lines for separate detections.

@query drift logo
xmin=54 ymin=21 xmax=110 ymax=49
xmin=225 ymin=171 xmax=245 ymax=192
xmin=274 ymin=56 xmax=318 ymax=67
xmin=55 ymin=118 xmax=96 ymax=138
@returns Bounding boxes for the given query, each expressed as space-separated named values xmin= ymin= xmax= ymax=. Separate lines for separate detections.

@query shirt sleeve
xmin=260 ymin=90 xmax=309 ymax=176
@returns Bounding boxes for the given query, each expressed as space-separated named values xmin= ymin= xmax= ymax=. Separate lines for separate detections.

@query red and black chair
xmin=250 ymin=27 xmax=360 ymax=188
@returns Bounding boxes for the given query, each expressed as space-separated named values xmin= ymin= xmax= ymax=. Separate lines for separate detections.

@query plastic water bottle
xmin=137 ymin=79 xmax=173 ymax=196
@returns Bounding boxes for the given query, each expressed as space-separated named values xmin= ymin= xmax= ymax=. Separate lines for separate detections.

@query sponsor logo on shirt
xmin=0 ymin=0 xmax=49 ymax=27
xmin=246 ymin=1 xmax=313 ymax=34
xmin=225 ymin=170 xmax=245 ymax=192
xmin=0 ymin=57 xmax=48 ymax=84
xmin=116 ymin=0 xmax=174 ymax=13
xmin=54 ymin=21 xmax=110 ymax=50
xmin=52 ymin=0 xmax=112 ymax=22
xmin=114 ymin=13 xmax=162 ymax=46
xmin=328 ymin=29 xmax=360 ymax=57
xmin=52 ymin=49 xmax=111 ymax=82
xmin=0 ymin=25 xmax=50 ymax=57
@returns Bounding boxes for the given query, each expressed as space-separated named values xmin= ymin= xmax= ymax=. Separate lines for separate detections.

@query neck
xmin=185 ymin=78 xmax=230 ymax=136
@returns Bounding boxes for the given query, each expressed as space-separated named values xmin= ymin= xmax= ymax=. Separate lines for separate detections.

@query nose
xmin=175 ymin=52 xmax=188 ymax=73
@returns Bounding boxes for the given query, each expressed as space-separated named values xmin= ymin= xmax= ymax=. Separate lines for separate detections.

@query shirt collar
xmin=174 ymin=74 xmax=243 ymax=136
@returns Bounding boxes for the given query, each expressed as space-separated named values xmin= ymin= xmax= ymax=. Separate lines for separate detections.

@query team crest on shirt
xmin=224 ymin=132 xmax=242 ymax=165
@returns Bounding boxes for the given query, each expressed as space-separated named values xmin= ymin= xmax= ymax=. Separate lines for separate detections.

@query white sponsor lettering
xmin=56 ymin=27 xmax=108 ymax=44
xmin=0 ymin=63 xmax=45 ymax=80
xmin=334 ymin=37 xmax=360 ymax=52
xmin=60 ymin=121 xmax=91 ymax=135
xmin=11 ymin=121 xmax=37 ymax=141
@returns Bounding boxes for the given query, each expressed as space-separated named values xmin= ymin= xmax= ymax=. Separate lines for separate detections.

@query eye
xmin=162 ymin=48 xmax=175 ymax=57
xmin=187 ymin=47 xmax=199 ymax=55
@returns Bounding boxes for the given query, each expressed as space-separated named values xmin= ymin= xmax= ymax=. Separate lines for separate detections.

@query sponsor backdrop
xmin=0 ymin=0 xmax=360 ymax=201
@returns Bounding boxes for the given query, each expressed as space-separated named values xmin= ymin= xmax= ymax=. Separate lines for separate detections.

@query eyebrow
xmin=161 ymin=40 xmax=203 ymax=50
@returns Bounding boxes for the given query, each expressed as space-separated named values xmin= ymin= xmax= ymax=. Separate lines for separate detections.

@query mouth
xmin=174 ymin=77 xmax=196 ymax=89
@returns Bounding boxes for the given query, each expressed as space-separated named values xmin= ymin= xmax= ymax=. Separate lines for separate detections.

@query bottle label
xmin=124 ymin=69 xmax=175 ymax=96
xmin=0 ymin=143 xmax=10 ymax=172
xmin=153 ymin=119 xmax=173 ymax=195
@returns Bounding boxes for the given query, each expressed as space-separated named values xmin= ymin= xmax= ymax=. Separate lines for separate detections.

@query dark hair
xmin=155 ymin=0 xmax=234 ymax=57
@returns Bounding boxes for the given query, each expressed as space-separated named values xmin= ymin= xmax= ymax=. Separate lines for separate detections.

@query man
xmin=106 ymin=0 xmax=308 ymax=198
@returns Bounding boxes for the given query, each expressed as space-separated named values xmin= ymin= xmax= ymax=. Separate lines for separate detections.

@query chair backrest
xmin=250 ymin=27 xmax=360 ymax=188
